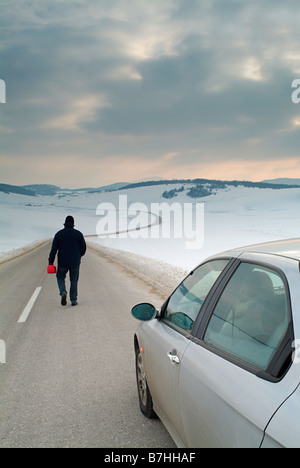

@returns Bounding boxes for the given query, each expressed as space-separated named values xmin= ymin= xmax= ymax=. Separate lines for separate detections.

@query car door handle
xmin=167 ymin=352 xmax=180 ymax=364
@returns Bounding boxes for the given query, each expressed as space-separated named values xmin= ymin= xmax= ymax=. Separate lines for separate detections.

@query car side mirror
xmin=131 ymin=303 xmax=157 ymax=321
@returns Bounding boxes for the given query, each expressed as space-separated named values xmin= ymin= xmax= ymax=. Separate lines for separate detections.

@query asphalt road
xmin=0 ymin=242 xmax=175 ymax=448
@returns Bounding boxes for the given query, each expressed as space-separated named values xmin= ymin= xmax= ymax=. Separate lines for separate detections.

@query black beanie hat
xmin=64 ymin=215 xmax=75 ymax=226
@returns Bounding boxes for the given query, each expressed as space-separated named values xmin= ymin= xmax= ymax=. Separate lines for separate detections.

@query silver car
xmin=131 ymin=239 xmax=300 ymax=448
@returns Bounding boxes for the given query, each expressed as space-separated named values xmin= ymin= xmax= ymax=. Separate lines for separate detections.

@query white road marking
xmin=18 ymin=287 xmax=42 ymax=323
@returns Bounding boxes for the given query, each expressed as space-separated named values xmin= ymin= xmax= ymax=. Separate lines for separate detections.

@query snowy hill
xmin=0 ymin=184 xmax=36 ymax=196
xmin=22 ymin=184 xmax=61 ymax=196
xmin=1 ymin=181 xmax=300 ymax=270
xmin=2 ymin=177 xmax=298 ymax=197
xmin=262 ymin=178 xmax=300 ymax=186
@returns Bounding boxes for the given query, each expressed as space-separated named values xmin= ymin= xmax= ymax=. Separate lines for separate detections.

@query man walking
xmin=48 ymin=216 xmax=86 ymax=306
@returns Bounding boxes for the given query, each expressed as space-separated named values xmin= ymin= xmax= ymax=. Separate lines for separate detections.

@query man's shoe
xmin=61 ymin=293 xmax=67 ymax=306
xmin=71 ymin=302 xmax=78 ymax=307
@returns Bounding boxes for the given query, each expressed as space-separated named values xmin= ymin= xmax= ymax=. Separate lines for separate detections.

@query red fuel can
xmin=47 ymin=265 xmax=57 ymax=274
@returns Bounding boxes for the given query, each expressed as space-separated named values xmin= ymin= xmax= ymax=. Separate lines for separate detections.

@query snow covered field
xmin=1 ymin=183 xmax=300 ymax=273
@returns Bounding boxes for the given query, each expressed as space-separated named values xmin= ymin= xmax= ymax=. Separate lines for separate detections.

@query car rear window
xmin=204 ymin=262 xmax=290 ymax=370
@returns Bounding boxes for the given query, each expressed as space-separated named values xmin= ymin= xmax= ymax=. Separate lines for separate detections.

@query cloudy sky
xmin=0 ymin=0 xmax=300 ymax=188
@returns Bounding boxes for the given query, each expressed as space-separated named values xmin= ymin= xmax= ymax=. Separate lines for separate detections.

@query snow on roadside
xmin=87 ymin=241 xmax=189 ymax=299
xmin=0 ymin=239 xmax=50 ymax=265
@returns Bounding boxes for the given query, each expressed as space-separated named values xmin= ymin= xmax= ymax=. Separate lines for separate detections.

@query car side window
xmin=204 ymin=262 xmax=290 ymax=371
xmin=164 ymin=259 xmax=229 ymax=331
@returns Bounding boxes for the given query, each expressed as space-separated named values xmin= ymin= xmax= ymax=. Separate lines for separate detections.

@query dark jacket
xmin=48 ymin=222 xmax=87 ymax=268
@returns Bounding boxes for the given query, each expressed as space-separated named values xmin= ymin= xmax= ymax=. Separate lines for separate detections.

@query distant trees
xmin=162 ymin=186 xmax=184 ymax=199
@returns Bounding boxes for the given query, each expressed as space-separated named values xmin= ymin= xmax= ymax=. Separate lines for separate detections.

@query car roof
xmin=224 ymin=238 xmax=300 ymax=261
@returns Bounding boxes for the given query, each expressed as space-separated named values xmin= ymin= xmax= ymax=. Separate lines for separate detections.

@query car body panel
xmin=137 ymin=319 xmax=191 ymax=447
xmin=225 ymin=238 xmax=300 ymax=261
xmin=261 ymin=383 xmax=300 ymax=448
xmin=133 ymin=239 xmax=300 ymax=447
xmin=178 ymin=342 xmax=299 ymax=448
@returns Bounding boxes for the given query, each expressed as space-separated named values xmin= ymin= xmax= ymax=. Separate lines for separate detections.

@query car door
xmin=178 ymin=260 xmax=295 ymax=447
xmin=141 ymin=259 xmax=230 ymax=446
xmin=142 ymin=319 xmax=191 ymax=446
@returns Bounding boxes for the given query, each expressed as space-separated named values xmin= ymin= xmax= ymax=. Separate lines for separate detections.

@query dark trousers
xmin=56 ymin=266 xmax=80 ymax=303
